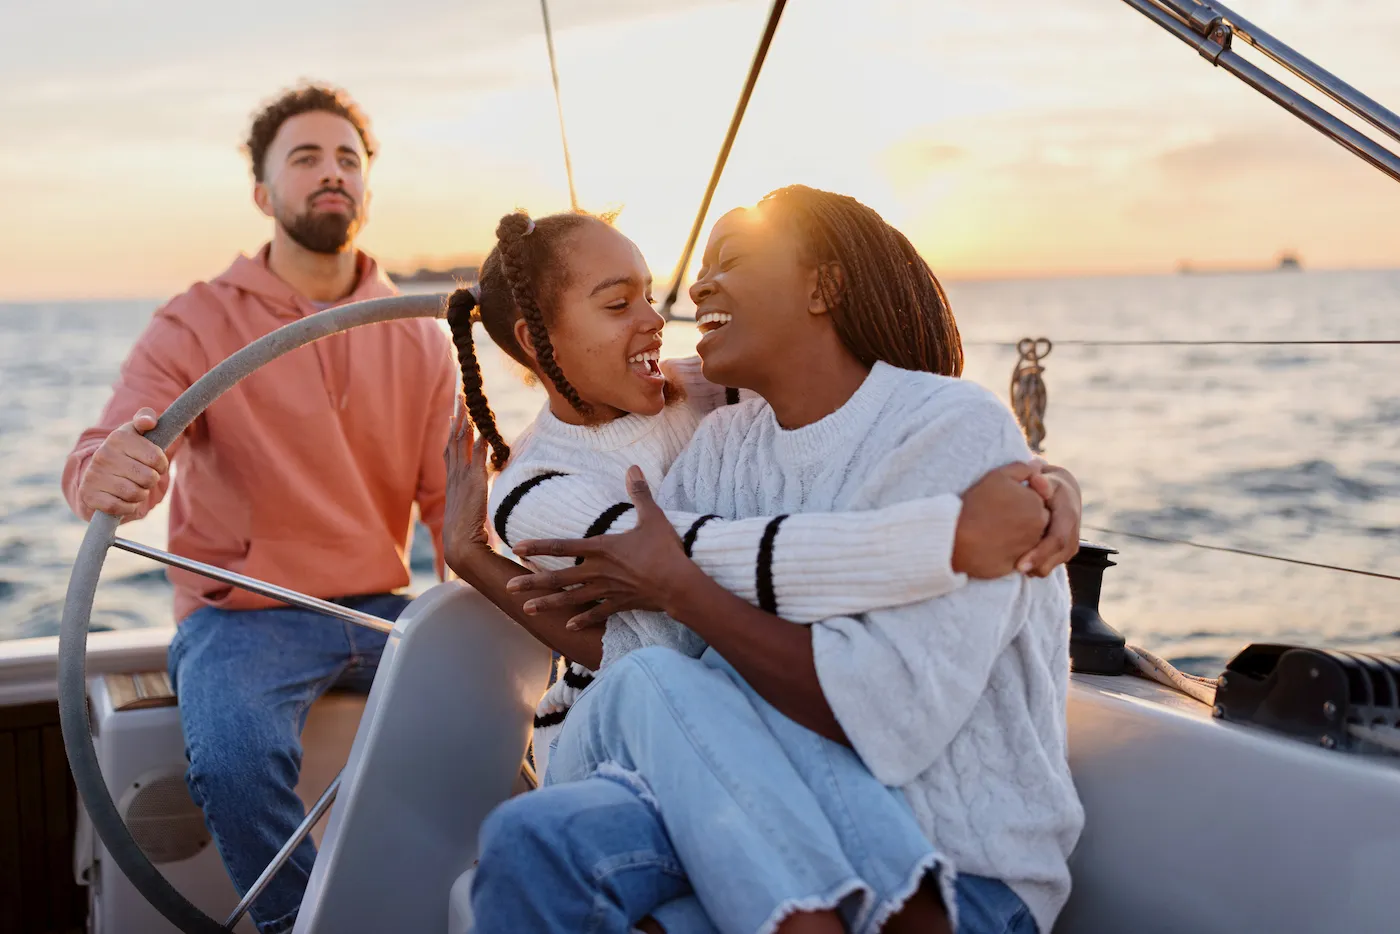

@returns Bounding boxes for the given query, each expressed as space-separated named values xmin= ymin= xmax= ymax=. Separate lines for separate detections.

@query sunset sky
xmin=3 ymin=0 xmax=1399 ymax=300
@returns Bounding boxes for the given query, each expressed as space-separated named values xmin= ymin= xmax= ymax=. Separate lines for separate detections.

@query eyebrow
xmin=700 ymin=234 xmax=732 ymax=263
xmin=589 ymin=275 xmax=652 ymax=297
xmin=286 ymin=144 xmax=361 ymax=161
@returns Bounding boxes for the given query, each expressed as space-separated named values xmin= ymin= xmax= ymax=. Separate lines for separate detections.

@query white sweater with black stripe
xmin=495 ymin=361 xmax=1082 ymax=932
xmin=651 ymin=363 xmax=1080 ymax=934
xmin=488 ymin=358 xmax=967 ymax=776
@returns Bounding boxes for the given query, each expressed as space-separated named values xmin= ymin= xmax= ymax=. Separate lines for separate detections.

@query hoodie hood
xmin=215 ymin=244 xmax=397 ymax=319
xmin=211 ymin=244 xmax=400 ymax=411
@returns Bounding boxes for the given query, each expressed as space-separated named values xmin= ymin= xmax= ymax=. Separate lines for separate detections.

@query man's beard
xmin=278 ymin=194 xmax=362 ymax=254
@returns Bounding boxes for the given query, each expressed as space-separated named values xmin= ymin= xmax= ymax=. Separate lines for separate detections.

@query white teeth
xmin=628 ymin=350 xmax=661 ymax=364
xmin=697 ymin=312 xmax=732 ymax=327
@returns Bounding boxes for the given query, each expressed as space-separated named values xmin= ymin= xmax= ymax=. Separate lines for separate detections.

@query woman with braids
xmin=441 ymin=192 xmax=1082 ymax=934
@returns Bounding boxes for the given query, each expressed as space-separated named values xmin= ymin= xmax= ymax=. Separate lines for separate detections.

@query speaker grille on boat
xmin=118 ymin=769 xmax=212 ymax=864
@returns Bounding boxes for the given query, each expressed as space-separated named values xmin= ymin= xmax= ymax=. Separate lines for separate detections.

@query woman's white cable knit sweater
xmin=489 ymin=358 xmax=966 ymax=775
xmin=490 ymin=359 xmax=1083 ymax=931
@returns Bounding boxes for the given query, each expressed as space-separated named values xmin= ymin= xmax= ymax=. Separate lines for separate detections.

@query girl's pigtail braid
xmin=446 ymin=287 xmax=511 ymax=470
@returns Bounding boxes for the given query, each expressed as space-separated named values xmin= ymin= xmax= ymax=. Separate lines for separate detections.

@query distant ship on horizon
xmin=1177 ymin=252 xmax=1302 ymax=275
xmin=387 ymin=264 xmax=480 ymax=287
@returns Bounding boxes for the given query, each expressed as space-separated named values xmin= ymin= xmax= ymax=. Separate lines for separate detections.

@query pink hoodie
xmin=63 ymin=246 xmax=456 ymax=622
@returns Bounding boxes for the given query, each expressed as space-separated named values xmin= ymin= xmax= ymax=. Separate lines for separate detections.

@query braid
xmin=445 ymin=287 xmax=511 ymax=470
xmin=495 ymin=213 xmax=592 ymax=417
xmin=759 ymin=186 xmax=963 ymax=377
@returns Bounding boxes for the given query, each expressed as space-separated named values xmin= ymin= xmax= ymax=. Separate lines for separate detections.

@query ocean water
xmin=2 ymin=270 xmax=1398 ymax=675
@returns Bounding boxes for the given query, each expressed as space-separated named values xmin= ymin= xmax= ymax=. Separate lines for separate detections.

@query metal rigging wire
xmin=658 ymin=0 xmax=788 ymax=320
xmin=539 ymin=0 xmax=579 ymax=212
xmin=1083 ymin=526 xmax=1400 ymax=583
xmin=968 ymin=339 xmax=1400 ymax=348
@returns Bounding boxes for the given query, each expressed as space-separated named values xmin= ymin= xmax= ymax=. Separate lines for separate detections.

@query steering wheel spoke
xmin=113 ymin=538 xmax=394 ymax=634
xmin=224 ymin=772 xmax=342 ymax=930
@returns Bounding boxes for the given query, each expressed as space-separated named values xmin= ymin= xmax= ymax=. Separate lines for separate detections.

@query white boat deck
xmin=4 ymin=611 xmax=1399 ymax=934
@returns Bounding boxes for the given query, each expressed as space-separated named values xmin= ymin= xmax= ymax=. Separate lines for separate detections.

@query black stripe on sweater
xmin=562 ymin=667 xmax=594 ymax=690
xmin=725 ymin=387 xmax=741 ymax=406
xmin=682 ymin=515 xmax=721 ymax=558
xmin=576 ymin=502 xmax=635 ymax=565
xmin=756 ymin=515 xmax=790 ymax=615
xmin=493 ymin=471 xmax=567 ymax=546
xmin=533 ymin=709 xmax=568 ymax=729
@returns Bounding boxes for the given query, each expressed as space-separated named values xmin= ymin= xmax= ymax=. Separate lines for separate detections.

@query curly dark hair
xmin=244 ymin=84 xmax=377 ymax=182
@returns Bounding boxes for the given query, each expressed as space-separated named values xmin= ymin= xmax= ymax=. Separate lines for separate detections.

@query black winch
xmin=1066 ymin=542 xmax=1127 ymax=675
xmin=1214 ymin=644 xmax=1400 ymax=754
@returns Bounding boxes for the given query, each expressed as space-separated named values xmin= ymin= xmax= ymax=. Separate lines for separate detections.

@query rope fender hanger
xmin=1010 ymin=337 xmax=1052 ymax=454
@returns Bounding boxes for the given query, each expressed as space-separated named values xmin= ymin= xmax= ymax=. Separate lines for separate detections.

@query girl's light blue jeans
xmin=473 ymin=645 xmax=956 ymax=934
xmin=472 ymin=776 xmax=1035 ymax=934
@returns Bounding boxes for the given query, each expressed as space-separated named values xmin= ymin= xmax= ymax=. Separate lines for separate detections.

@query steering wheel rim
xmin=58 ymin=293 xmax=450 ymax=933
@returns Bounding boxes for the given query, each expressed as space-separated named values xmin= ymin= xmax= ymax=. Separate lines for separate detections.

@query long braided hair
xmin=757 ymin=185 xmax=963 ymax=377
xmin=445 ymin=210 xmax=597 ymax=470
xmin=443 ymin=288 xmax=512 ymax=470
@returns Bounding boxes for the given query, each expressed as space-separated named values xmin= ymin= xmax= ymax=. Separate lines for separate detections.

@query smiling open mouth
xmin=696 ymin=312 xmax=732 ymax=334
xmin=628 ymin=349 xmax=662 ymax=378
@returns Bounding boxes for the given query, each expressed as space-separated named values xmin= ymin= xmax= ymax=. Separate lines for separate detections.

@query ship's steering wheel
xmin=57 ymin=294 xmax=449 ymax=933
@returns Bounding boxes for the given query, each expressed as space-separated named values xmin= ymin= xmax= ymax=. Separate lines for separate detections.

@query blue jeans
xmin=700 ymin=649 xmax=947 ymax=932
xmin=167 ymin=593 xmax=410 ymax=934
xmin=480 ymin=646 xmax=941 ymax=934
xmin=473 ymin=775 xmax=1036 ymax=934
xmin=473 ymin=775 xmax=716 ymax=934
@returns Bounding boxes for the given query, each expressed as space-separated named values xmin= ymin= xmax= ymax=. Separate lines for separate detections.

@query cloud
xmin=879 ymin=136 xmax=965 ymax=194
xmin=0 ymin=0 xmax=750 ymax=161
xmin=890 ymin=139 xmax=966 ymax=167
xmin=0 ymin=0 xmax=743 ymax=84
xmin=1155 ymin=128 xmax=1353 ymax=179
xmin=5 ymin=0 xmax=1400 ymax=298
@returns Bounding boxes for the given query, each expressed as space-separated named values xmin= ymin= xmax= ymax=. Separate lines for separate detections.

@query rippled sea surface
xmin=3 ymin=270 xmax=1398 ymax=675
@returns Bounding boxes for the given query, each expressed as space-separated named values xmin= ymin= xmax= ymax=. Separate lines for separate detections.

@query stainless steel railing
xmin=1122 ymin=0 xmax=1400 ymax=182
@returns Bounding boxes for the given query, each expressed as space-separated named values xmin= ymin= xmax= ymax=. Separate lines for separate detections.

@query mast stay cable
xmin=659 ymin=0 xmax=789 ymax=320
xmin=539 ymin=0 xmax=580 ymax=212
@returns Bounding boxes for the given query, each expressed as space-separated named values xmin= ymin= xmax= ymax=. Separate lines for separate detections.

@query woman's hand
xmin=953 ymin=463 xmax=1050 ymax=579
xmin=952 ymin=460 xmax=1082 ymax=580
xmin=1017 ymin=463 xmax=1081 ymax=577
xmin=507 ymin=466 xmax=703 ymax=630
xmin=442 ymin=398 xmax=493 ymax=578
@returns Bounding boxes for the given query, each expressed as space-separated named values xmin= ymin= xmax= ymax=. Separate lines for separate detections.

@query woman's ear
xmin=513 ymin=318 xmax=540 ymax=366
xmin=808 ymin=262 xmax=845 ymax=317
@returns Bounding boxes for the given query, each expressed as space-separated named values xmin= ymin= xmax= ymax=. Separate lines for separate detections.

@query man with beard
xmin=61 ymin=84 xmax=455 ymax=934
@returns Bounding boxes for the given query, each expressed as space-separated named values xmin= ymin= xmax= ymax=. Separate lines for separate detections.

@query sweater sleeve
xmin=685 ymin=498 xmax=965 ymax=620
xmin=811 ymin=386 xmax=1062 ymax=787
xmin=494 ymin=465 xmax=968 ymax=624
xmin=61 ymin=299 xmax=207 ymax=522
